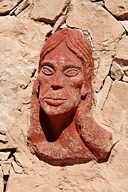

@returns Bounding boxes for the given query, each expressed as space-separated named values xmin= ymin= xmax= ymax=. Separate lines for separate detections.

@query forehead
xmin=42 ymin=42 xmax=83 ymax=67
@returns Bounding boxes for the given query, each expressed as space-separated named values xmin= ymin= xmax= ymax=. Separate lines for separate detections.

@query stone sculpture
xmin=27 ymin=29 xmax=113 ymax=166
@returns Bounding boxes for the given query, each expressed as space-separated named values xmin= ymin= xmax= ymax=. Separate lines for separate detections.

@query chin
xmin=40 ymin=101 xmax=77 ymax=117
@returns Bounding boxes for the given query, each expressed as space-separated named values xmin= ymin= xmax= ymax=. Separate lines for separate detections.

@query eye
xmin=64 ymin=68 xmax=80 ymax=77
xmin=41 ymin=66 xmax=54 ymax=76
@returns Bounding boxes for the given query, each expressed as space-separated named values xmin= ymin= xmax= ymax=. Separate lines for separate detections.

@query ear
xmin=32 ymin=79 xmax=39 ymax=95
xmin=81 ymin=83 xmax=88 ymax=99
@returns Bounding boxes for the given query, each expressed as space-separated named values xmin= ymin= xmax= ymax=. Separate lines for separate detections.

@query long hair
xmin=39 ymin=28 xmax=94 ymax=110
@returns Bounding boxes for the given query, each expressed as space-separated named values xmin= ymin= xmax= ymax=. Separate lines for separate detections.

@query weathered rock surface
xmin=0 ymin=0 xmax=22 ymax=15
xmin=114 ymin=36 xmax=128 ymax=65
xmin=1 ymin=159 xmax=12 ymax=175
xmin=104 ymin=0 xmax=128 ymax=19
xmin=122 ymin=75 xmax=128 ymax=82
xmin=31 ymin=0 xmax=70 ymax=23
xmin=93 ymin=51 xmax=113 ymax=92
xmin=52 ymin=15 xmax=66 ymax=34
xmin=11 ymin=160 xmax=23 ymax=174
xmin=0 ymin=177 xmax=3 ymax=192
xmin=66 ymin=0 xmax=125 ymax=92
xmin=0 ymin=0 xmax=128 ymax=191
xmin=13 ymin=0 xmax=31 ymax=16
xmin=0 ymin=17 xmax=51 ymax=192
xmin=0 ymin=152 xmax=11 ymax=161
xmin=120 ymin=20 xmax=128 ymax=32
xmin=0 ymin=134 xmax=8 ymax=143
xmin=0 ymin=167 xmax=3 ymax=191
xmin=101 ymin=81 xmax=128 ymax=135
xmin=95 ymin=76 xmax=112 ymax=110
xmin=67 ymin=0 xmax=124 ymax=51
xmin=110 ymin=62 xmax=124 ymax=80
xmin=0 ymin=16 xmax=52 ymax=146
xmin=6 ymin=149 xmax=128 ymax=192
xmin=110 ymin=37 xmax=128 ymax=80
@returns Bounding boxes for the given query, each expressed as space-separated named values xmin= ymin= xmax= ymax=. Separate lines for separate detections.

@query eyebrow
xmin=40 ymin=62 xmax=82 ymax=71
xmin=63 ymin=65 xmax=82 ymax=71
xmin=40 ymin=62 xmax=54 ymax=69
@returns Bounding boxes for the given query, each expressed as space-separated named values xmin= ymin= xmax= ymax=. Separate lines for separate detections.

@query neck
xmin=40 ymin=108 xmax=75 ymax=142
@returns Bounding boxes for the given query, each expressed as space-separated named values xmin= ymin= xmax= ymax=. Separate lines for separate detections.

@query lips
xmin=43 ymin=98 xmax=66 ymax=106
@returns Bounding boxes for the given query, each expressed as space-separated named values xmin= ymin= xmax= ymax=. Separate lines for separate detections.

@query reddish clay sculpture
xmin=27 ymin=29 xmax=113 ymax=166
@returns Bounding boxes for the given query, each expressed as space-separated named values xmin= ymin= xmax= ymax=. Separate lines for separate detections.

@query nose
xmin=51 ymin=73 xmax=64 ymax=90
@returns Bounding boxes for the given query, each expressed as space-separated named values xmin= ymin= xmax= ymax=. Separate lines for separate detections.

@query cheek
xmin=65 ymin=78 xmax=83 ymax=90
xmin=38 ymin=76 xmax=52 ymax=96
xmin=65 ymin=80 xmax=83 ymax=100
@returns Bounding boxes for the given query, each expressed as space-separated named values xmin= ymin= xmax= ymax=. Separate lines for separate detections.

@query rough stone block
xmin=0 ymin=0 xmax=22 ymax=15
xmin=104 ymin=0 xmax=128 ymax=19
xmin=101 ymin=81 xmax=128 ymax=132
xmin=31 ymin=0 xmax=70 ymax=23
xmin=66 ymin=0 xmax=124 ymax=51
xmin=114 ymin=36 xmax=128 ymax=65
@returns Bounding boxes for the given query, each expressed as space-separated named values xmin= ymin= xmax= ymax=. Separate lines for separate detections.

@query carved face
xmin=38 ymin=42 xmax=86 ymax=117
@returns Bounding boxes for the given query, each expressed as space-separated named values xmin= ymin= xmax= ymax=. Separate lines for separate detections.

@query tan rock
xmin=122 ymin=66 xmax=128 ymax=71
xmin=14 ymin=0 xmax=30 ymax=16
xmin=67 ymin=0 xmax=124 ymax=51
xmin=0 ymin=0 xmax=22 ymax=14
xmin=0 ymin=152 xmax=11 ymax=161
xmin=0 ymin=16 xmax=52 ymax=56
xmin=52 ymin=15 xmax=66 ymax=34
xmin=114 ymin=36 xmax=128 ymax=65
xmin=123 ymin=66 xmax=128 ymax=77
xmin=108 ymin=117 xmax=128 ymax=187
xmin=122 ymin=75 xmax=128 ymax=82
xmin=95 ymin=76 xmax=112 ymax=110
xmin=5 ymin=160 xmax=107 ymax=192
xmin=0 ymin=177 xmax=3 ymax=192
xmin=0 ymin=16 xmax=52 ymax=145
xmin=14 ymin=151 xmax=34 ymax=174
xmin=0 ymin=134 xmax=8 ymax=143
xmin=0 ymin=168 xmax=2 ymax=177
xmin=12 ymin=2 xmax=33 ymax=19
xmin=0 ymin=2 xmax=128 ymax=191
xmin=31 ymin=0 xmax=70 ymax=23
xmin=0 ymin=169 xmax=3 ymax=192
xmin=120 ymin=20 xmax=128 ymax=32
xmin=6 ymin=167 xmax=62 ymax=192
xmin=11 ymin=161 xmax=23 ymax=174
xmin=104 ymin=0 xmax=128 ymax=19
xmin=101 ymin=81 xmax=128 ymax=134
xmin=1 ymin=160 xmax=12 ymax=175
xmin=66 ymin=0 xmax=124 ymax=92
xmin=110 ymin=62 xmax=124 ymax=80
xmin=99 ymin=141 xmax=128 ymax=192
xmin=6 ymin=148 xmax=128 ymax=192
xmin=93 ymin=52 xmax=113 ymax=92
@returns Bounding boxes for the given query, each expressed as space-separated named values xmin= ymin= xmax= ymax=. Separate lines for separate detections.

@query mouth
xmin=43 ymin=97 xmax=66 ymax=106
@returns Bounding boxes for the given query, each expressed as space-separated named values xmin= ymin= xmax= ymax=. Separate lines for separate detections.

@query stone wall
xmin=0 ymin=0 xmax=128 ymax=191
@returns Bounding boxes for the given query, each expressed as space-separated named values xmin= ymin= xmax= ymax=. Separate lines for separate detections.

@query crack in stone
xmin=1 ymin=149 xmax=16 ymax=192
xmin=0 ymin=0 xmax=23 ymax=16
xmin=31 ymin=69 xmax=37 ymax=78
xmin=10 ymin=0 xmax=31 ymax=16
xmin=101 ymin=78 xmax=113 ymax=110
xmin=3 ymin=175 xmax=9 ymax=192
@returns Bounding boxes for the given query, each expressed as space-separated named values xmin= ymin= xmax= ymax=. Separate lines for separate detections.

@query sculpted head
xmin=28 ymin=29 xmax=113 ymax=165
xmin=38 ymin=29 xmax=93 ymax=118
